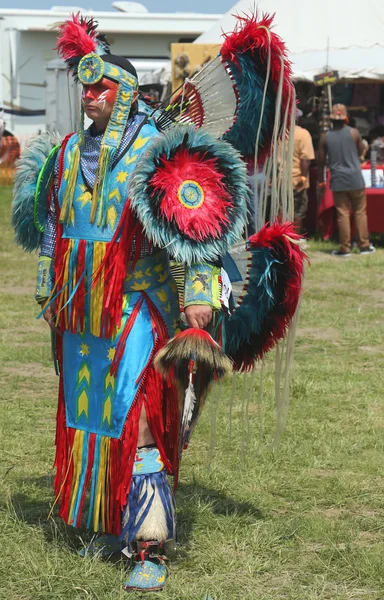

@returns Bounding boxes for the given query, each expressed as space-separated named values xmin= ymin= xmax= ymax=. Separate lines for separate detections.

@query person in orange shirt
xmin=292 ymin=113 xmax=315 ymax=234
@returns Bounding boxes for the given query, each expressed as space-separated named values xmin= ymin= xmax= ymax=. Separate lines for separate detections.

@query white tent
xmin=194 ymin=0 xmax=384 ymax=81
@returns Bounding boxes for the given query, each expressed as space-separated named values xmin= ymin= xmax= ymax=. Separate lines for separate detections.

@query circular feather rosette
xmin=129 ymin=126 xmax=248 ymax=264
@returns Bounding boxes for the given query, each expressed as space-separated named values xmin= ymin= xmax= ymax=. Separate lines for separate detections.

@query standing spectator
xmin=318 ymin=104 xmax=375 ymax=257
xmin=292 ymin=112 xmax=315 ymax=234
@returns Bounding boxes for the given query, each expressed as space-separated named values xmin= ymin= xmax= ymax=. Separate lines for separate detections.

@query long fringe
xmin=90 ymin=145 xmax=115 ymax=226
xmin=52 ymin=293 xmax=180 ymax=534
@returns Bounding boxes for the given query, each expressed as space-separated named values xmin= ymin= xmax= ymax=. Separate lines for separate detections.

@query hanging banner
xmin=314 ymin=71 xmax=339 ymax=86
xmin=171 ymin=43 xmax=218 ymax=91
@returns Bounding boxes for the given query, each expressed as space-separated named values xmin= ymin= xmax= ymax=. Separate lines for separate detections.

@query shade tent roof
xmin=194 ymin=0 xmax=384 ymax=81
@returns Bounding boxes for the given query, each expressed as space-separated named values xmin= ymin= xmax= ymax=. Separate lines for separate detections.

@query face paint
xmin=82 ymin=78 xmax=118 ymax=119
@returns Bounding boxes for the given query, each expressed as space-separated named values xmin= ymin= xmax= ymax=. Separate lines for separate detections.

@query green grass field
xmin=1 ymin=185 xmax=384 ymax=600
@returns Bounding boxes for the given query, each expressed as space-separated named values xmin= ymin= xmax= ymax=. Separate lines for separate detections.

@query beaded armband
xmin=184 ymin=263 xmax=221 ymax=310
xmin=36 ymin=256 xmax=54 ymax=302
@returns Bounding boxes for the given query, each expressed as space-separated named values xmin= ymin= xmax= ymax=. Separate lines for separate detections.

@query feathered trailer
xmin=150 ymin=11 xmax=306 ymax=445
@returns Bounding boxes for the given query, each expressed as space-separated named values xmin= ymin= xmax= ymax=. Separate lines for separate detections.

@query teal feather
xmin=12 ymin=133 xmax=61 ymax=252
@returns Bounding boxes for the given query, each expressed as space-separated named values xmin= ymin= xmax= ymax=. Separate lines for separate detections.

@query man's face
xmin=82 ymin=78 xmax=118 ymax=121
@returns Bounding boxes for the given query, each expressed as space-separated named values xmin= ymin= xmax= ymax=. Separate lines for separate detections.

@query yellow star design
xmin=107 ymin=347 xmax=116 ymax=361
xmin=131 ymin=280 xmax=151 ymax=291
xmin=116 ymin=171 xmax=128 ymax=183
xmin=134 ymin=270 xmax=143 ymax=280
xmin=108 ymin=130 xmax=119 ymax=141
xmin=80 ymin=343 xmax=90 ymax=357
xmin=156 ymin=288 xmax=168 ymax=303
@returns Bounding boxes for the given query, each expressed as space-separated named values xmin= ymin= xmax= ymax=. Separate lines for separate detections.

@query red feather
xmin=55 ymin=13 xmax=97 ymax=60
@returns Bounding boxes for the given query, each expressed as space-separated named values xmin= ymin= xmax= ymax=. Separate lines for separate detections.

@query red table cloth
xmin=317 ymin=165 xmax=384 ymax=239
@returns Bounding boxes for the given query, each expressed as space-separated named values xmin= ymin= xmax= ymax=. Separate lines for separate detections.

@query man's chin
xmin=84 ymin=107 xmax=98 ymax=118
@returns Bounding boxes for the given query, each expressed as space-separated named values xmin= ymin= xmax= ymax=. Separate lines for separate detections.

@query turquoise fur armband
xmin=184 ymin=263 xmax=221 ymax=310
xmin=36 ymin=256 xmax=54 ymax=302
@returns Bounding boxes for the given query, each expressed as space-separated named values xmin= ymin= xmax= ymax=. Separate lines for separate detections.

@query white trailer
xmin=0 ymin=3 xmax=221 ymax=137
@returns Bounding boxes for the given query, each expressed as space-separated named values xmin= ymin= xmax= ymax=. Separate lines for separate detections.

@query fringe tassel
xmin=59 ymin=143 xmax=80 ymax=224
xmin=52 ymin=202 xmax=145 ymax=337
xmin=53 ymin=388 xmax=142 ymax=535
xmin=91 ymin=145 xmax=115 ymax=226
xmin=90 ymin=242 xmax=106 ymax=336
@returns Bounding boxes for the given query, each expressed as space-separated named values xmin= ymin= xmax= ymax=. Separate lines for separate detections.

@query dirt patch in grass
xmin=359 ymin=346 xmax=384 ymax=354
xmin=297 ymin=327 xmax=340 ymax=342
xmin=0 ymin=283 xmax=36 ymax=295
xmin=4 ymin=363 xmax=54 ymax=378
xmin=359 ymin=289 xmax=384 ymax=304
xmin=306 ymin=469 xmax=337 ymax=478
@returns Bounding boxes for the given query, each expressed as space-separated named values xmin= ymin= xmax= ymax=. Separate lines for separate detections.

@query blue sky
xmin=0 ymin=0 xmax=234 ymax=12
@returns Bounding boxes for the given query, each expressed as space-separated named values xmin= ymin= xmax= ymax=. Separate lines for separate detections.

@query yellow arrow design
xmin=156 ymin=288 xmax=168 ymax=303
xmin=120 ymin=91 xmax=132 ymax=103
xmin=107 ymin=205 xmax=118 ymax=230
xmin=78 ymin=363 xmax=91 ymax=386
xmin=157 ymin=270 xmax=168 ymax=284
xmin=125 ymin=155 xmax=138 ymax=166
xmin=105 ymin=372 xmax=116 ymax=391
xmin=107 ymin=66 xmax=121 ymax=79
xmin=77 ymin=389 xmax=89 ymax=419
xmin=133 ymin=135 xmax=150 ymax=152
xmin=102 ymin=395 xmax=112 ymax=427
xmin=109 ymin=188 xmax=121 ymax=203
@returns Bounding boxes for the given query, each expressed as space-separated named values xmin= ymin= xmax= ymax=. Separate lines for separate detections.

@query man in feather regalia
xmin=12 ymin=12 xmax=306 ymax=593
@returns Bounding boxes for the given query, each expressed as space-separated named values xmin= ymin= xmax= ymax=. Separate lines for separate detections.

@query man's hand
xmin=40 ymin=301 xmax=62 ymax=336
xmin=185 ymin=305 xmax=213 ymax=329
xmin=295 ymin=179 xmax=306 ymax=193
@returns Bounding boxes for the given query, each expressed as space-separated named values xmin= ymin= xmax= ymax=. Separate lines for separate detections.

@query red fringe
xmin=94 ymin=202 xmax=144 ymax=338
xmin=53 ymin=201 xmax=147 ymax=337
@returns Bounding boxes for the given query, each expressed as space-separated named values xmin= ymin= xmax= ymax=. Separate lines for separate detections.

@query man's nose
xmin=83 ymin=87 xmax=93 ymax=100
